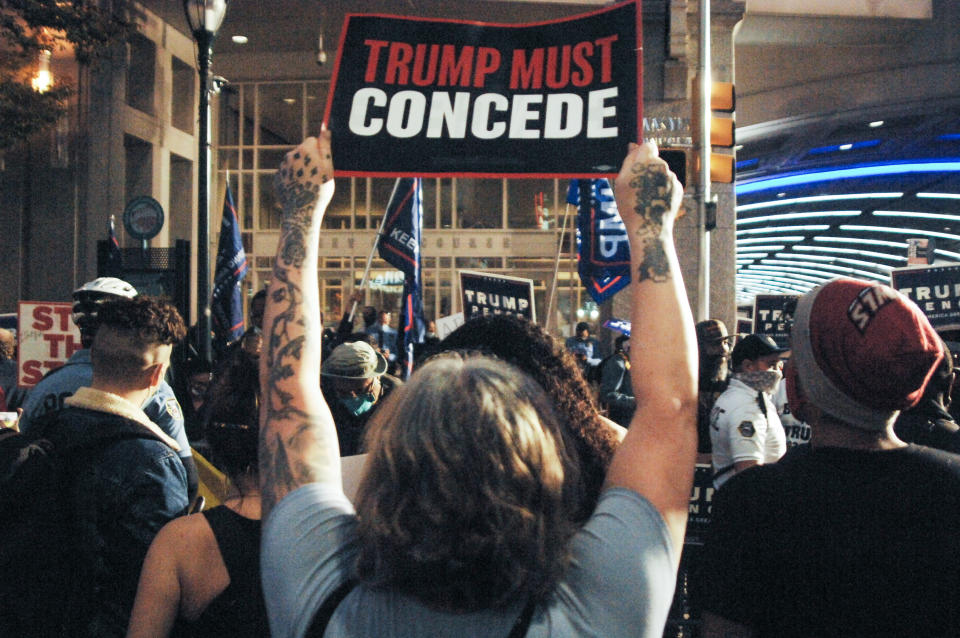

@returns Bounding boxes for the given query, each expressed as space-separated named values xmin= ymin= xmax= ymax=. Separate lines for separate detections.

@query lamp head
xmin=183 ymin=0 xmax=228 ymax=36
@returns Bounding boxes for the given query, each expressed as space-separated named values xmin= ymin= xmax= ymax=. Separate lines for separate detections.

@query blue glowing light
xmin=736 ymin=160 xmax=960 ymax=195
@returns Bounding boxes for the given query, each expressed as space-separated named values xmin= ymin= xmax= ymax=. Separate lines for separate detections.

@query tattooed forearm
xmin=627 ymin=161 xmax=677 ymax=282
xmin=637 ymin=237 xmax=670 ymax=283
xmin=259 ymin=132 xmax=338 ymax=514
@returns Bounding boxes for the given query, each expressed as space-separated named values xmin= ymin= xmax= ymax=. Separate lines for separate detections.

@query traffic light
xmin=710 ymin=81 xmax=735 ymax=184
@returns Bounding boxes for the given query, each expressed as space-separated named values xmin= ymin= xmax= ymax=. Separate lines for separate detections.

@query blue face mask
xmin=339 ymin=393 xmax=376 ymax=416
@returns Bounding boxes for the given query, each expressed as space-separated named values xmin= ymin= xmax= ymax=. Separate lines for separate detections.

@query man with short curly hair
xmin=24 ymin=296 xmax=190 ymax=638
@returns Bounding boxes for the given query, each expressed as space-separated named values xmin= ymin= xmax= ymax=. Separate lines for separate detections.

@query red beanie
xmin=791 ymin=278 xmax=943 ymax=430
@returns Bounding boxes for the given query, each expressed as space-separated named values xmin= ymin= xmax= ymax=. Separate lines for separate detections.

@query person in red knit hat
xmin=699 ymin=278 xmax=960 ymax=638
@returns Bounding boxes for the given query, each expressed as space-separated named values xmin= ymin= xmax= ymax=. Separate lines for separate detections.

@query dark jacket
xmin=894 ymin=399 xmax=960 ymax=454
xmin=40 ymin=388 xmax=189 ymax=638
xmin=599 ymin=353 xmax=636 ymax=427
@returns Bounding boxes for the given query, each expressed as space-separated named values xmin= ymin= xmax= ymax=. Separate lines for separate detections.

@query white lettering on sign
xmin=348 ymin=88 xmax=618 ymax=140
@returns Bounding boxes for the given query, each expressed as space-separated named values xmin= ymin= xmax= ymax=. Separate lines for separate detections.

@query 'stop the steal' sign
xmin=326 ymin=0 xmax=641 ymax=178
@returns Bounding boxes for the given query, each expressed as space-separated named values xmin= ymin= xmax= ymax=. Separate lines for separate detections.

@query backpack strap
xmin=305 ymin=581 xmax=537 ymax=638
xmin=305 ymin=579 xmax=357 ymax=637
xmin=507 ymin=596 xmax=538 ymax=638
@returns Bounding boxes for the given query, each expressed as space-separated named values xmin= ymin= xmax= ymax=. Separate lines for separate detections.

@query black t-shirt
xmin=698 ymin=444 xmax=960 ymax=637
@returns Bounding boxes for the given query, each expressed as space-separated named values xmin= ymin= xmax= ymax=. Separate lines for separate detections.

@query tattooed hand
xmin=613 ymin=142 xmax=684 ymax=283
xmin=274 ymin=128 xmax=335 ymax=238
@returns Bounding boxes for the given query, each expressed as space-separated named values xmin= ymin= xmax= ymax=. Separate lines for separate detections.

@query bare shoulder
xmin=153 ymin=511 xmax=218 ymax=558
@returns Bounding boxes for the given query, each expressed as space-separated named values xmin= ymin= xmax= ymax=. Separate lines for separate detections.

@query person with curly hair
xmin=14 ymin=296 xmax=189 ymax=638
xmin=258 ymin=131 xmax=697 ymax=638
xmin=437 ymin=313 xmax=623 ymax=521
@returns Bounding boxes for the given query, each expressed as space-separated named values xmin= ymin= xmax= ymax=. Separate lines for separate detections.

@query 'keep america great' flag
xmin=378 ymin=178 xmax=426 ymax=378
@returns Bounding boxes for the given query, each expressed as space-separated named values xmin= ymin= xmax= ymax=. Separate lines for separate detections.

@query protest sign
xmin=434 ymin=313 xmax=465 ymax=340
xmin=17 ymin=302 xmax=82 ymax=387
xmin=460 ymin=270 xmax=536 ymax=322
xmin=892 ymin=265 xmax=960 ymax=331
xmin=327 ymin=0 xmax=641 ymax=177
xmin=751 ymin=294 xmax=798 ymax=349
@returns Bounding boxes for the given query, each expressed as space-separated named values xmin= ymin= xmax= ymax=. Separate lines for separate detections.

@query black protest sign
xmin=752 ymin=294 xmax=798 ymax=349
xmin=459 ymin=270 xmax=536 ymax=322
xmin=326 ymin=0 xmax=641 ymax=178
xmin=892 ymin=265 xmax=960 ymax=331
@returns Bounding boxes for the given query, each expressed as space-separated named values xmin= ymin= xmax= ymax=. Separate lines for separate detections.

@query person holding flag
xmin=211 ymin=182 xmax=249 ymax=356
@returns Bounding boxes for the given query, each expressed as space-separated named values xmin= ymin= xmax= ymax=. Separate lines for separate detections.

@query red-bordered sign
xmin=326 ymin=0 xmax=642 ymax=179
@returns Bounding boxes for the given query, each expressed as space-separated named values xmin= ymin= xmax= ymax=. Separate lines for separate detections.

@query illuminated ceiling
xmin=734 ymin=102 xmax=960 ymax=305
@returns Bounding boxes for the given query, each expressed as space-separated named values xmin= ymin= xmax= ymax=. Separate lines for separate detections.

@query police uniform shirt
xmin=709 ymin=376 xmax=786 ymax=489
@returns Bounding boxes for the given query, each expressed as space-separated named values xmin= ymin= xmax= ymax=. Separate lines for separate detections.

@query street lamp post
xmin=183 ymin=0 xmax=228 ymax=364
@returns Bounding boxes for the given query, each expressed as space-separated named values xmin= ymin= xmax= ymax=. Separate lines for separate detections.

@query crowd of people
xmin=2 ymin=131 xmax=960 ymax=638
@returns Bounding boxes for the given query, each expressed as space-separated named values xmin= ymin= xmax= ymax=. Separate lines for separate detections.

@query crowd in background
xmin=3 ymin=134 xmax=960 ymax=638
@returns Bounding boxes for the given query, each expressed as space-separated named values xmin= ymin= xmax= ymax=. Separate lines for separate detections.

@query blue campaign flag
xmin=211 ymin=183 xmax=249 ymax=344
xmin=378 ymin=178 xmax=426 ymax=378
xmin=571 ymin=179 xmax=632 ymax=304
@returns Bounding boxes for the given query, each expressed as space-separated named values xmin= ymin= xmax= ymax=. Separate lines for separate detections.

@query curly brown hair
xmin=90 ymin=297 xmax=186 ymax=384
xmin=355 ymin=354 xmax=580 ymax=612
xmin=96 ymin=296 xmax=187 ymax=345
xmin=435 ymin=314 xmax=620 ymax=520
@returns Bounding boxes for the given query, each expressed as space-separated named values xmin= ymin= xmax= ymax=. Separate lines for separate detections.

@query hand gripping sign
xmin=326 ymin=0 xmax=641 ymax=178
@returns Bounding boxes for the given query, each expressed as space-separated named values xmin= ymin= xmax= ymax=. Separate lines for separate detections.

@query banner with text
xmin=327 ymin=0 xmax=641 ymax=178
xmin=892 ymin=265 xmax=960 ymax=331
xmin=751 ymin=294 xmax=799 ymax=349
xmin=460 ymin=270 xmax=536 ymax=322
xmin=17 ymin=301 xmax=82 ymax=387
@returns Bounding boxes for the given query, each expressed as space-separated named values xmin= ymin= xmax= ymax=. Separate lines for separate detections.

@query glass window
xmin=422 ymin=179 xmax=437 ymax=229
xmin=241 ymin=173 xmax=254 ymax=230
xmin=258 ymin=83 xmax=302 ymax=146
xmin=126 ymin=34 xmax=155 ymax=115
xmin=218 ymin=88 xmax=240 ymax=146
xmin=325 ymin=177 xmax=353 ymax=229
xmin=258 ymin=172 xmax=281 ymax=229
xmin=258 ymin=148 xmax=288 ymax=171
xmin=171 ymin=56 xmax=194 ymax=134
xmin=369 ymin=178 xmax=396 ymax=220
xmin=508 ymin=179 xmax=556 ymax=229
xmin=457 ymin=179 xmax=502 ymax=228
xmin=306 ymin=82 xmax=329 ymax=135
xmin=439 ymin=180 xmax=453 ymax=229
xmin=124 ymin=135 xmax=152 ymax=201
xmin=242 ymin=85 xmax=256 ymax=146
xmin=218 ymin=150 xmax=238 ymax=173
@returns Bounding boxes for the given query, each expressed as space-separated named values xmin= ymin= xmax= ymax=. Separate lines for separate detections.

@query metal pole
xmin=347 ymin=178 xmax=399 ymax=323
xmin=546 ymin=202 xmax=574 ymax=332
xmin=697 ymin=0 xmax=712 ymax=321
xmin=196 ymin=31 xmax=213 ymax=363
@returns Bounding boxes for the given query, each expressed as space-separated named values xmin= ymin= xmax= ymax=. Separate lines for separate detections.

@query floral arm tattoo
xmin=259 ymin=137 xmax=337 ymax=516
xmin=628 ymin=161 xmax=676 ymax=283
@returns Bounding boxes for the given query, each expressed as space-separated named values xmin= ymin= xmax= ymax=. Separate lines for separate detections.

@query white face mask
xmin=737 ymin=368 xmax=783 ymax=394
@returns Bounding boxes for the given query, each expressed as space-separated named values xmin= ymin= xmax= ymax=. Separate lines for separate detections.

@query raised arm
xmin=603 ymin=142 xmax=698 ymax=557
xmin=259 ymin=130 xmax=340 ymax=518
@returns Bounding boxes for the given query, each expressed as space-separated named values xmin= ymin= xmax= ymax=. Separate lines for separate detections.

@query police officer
xmin=709 ymin=333 xmax=788 ymax=489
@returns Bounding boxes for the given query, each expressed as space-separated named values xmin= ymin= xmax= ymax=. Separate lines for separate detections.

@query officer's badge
xmin=165 ymin=398 xmax=183 ymax=421
xmin=737 ymin=421 xmax=755 ymax=438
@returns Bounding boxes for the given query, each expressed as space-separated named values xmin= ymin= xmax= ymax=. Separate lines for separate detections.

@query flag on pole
xmin=377 ymin=178 xmax=426 ymax=378
xmin=568 ymin=179 xmax=632 ymax=304
xmin=211 ymin=183 xmax=249 ymax=345
xmin=105 ymin=215 xmax=123 ymax=277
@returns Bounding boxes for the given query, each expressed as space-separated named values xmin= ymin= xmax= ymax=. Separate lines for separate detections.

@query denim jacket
xmin=41 ymin=388 xmax=189 ymax=638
